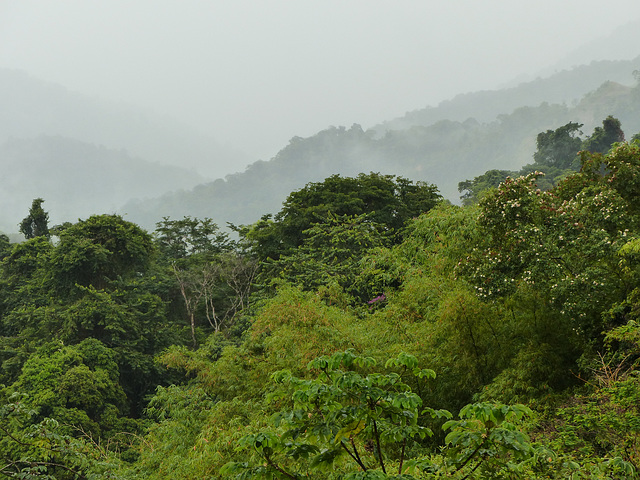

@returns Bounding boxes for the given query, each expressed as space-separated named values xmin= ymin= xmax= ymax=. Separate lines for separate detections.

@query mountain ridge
xmin=3 ymin=56 xmax=640 ymax=234
xmin=373 ymin=57 xmax=640 ymax=134
xmin=0 ymin=135 xmax=205 ymax=233
xmin=0 ymin=68 xmax=250 ymax=179
xmin=120 ymin=60 xmax=640 ymax=231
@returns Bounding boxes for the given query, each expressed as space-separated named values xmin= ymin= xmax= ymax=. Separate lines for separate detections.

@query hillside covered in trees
xmin=2 ymin=58 xmax=640 ymax=235
xmin=122 ymin=62 xmax=640 ymax=230
xmin=0 ymin=68 xmax=248 ymax=233
xmin=2 ymin=114 xmax=640 ymax=478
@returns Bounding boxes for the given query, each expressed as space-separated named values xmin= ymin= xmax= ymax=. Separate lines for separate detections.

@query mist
xmin=2 ymin=0 xmax=640 ymax=171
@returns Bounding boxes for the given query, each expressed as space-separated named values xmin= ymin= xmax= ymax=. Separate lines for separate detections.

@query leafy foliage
xmin=458 ymin=170 xmax=518 ymax=206
xmin=154 ymin=216 xmax=257 ymax=347
xmin=222 ymin=350 xmax=544 ymax=480
xmin=19 ymin=198 xmax=50 ymax=240
xmin=459 ymin=116 xmax=627 ymax=203
xmin=583 ymin=115 xmax=625 ymax=154
xmin=533 ymin=121 xmax=583 ymax=169
xmin=242 ymin=172 xmax=441 ymax=264
xmin=3 ymin=128 xmax=640 ymax=479
xmin=0 ymin=392 xmax=120 ymax=479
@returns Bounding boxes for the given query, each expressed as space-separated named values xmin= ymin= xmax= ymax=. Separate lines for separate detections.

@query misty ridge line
xmin=1 ymin=54 xmax=640 ymax=235
xmin=120 ymin=57 xmax=640 ymax=229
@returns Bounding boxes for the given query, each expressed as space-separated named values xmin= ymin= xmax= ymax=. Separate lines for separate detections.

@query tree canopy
xmin=19 ymin=197 xmax=49 ymax=240
xmin=2 ymin=127 xmax=640 ymax=478
xmin=459 ymin=116 xmax=627 ymax=203
xmin=245 ymin=173 xmax=440 ymax=255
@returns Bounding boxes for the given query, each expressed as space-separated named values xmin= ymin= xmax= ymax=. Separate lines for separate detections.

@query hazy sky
xmin=1 ymin=1 xmax=640 ymax=162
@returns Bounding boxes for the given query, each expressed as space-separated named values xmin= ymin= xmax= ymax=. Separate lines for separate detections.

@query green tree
xmin=6 ymin=338 xmax=135 ymax=445
xmin=0 ymin=215 xmax=181 ymax=421
xmin=19 ymin=198 xmax=50 ymax=240
xmin=242 ymin=173 xmax=441 ymax=263
xmin=0 ymin=392 xmax=119 ymax=479
xmin=532 ymin=121 xmax=583 ymax=169
xmin=48 ymin=214 xmax=154 ymax=294
xmin=583 ymin=115 xmax=625 ymax=154
xmin=0 ymin=236 xmax=54 ymax=330
xmin=456 ymin=143 xmax=640 ymax=401
xmin=221 ymin=350 xmax=540 ymax=480
xmin=155 ymin=216 xmax=234 ymax=261
xmin=458 ymin=169 xmax=518 ymax=206
xmin=0 ymin=234 xmax=10 ymax=260
xmin=240 ymin=173 xmax=441 ymax=296
xmin=273 ymin=213 xmax=387 ymax=298
xmin=154 ymin=217 xmax=257 ymax=347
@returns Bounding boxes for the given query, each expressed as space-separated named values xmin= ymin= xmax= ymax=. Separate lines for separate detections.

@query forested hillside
xmin=373 ymin=57 xmax=640 ymax=132
xmin=2 ymin=59 xmax=639 ymax=235
xmin=0 ymin=68 xmax=249 ymax=232
xmin=2 ymin=127 xmax=640 ymax=478
xmin=123 ymin=75 xmax=640 ymax=230
xmin=4 ymin=47 xmax=640 ymax=479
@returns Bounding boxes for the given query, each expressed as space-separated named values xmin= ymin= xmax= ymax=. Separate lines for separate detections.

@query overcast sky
xmin=1 ymin=1 xmax=640 ymax=162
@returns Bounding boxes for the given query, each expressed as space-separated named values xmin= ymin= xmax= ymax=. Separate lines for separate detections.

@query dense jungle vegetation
xmin=2 ymin=117 xmax=640 ymax=479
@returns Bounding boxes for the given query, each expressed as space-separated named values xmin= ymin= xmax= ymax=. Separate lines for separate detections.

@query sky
xmin=1 ymin=1 xmax=640 ymax=163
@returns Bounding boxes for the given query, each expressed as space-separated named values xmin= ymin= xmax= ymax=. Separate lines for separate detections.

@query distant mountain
xmin=0 ymin=68 xmax=249 ymax=179
xmin=373 ymin=57 xmax=640 ymax=133
xmin=122 ymin=76 xmax=640 ymax=231
xmin=6 ymin=55 xmax=640 ymax=235
xmin=0 ymin=136 xmax=204 ymax=233
xmin=542 ymin=18 xmax=640 ymax=76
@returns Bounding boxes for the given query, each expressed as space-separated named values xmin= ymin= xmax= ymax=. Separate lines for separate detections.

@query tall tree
xmin=48 ymin=214 xmax=154 ymax=293
xmin=583 ymin=115 xmax=625 ymax=154
xmin=242 ymin=172 xmax=441 ymax=263
xmin=532 ymin=121 xmax=583 ymax=169
xmin=155 ymin=216 xmax=234 ymax=261
xmin=19 ymin=197 xmax=50 ymax=240
xmin=0 ymin=233 xmax=10 ymax=260
xmin=458 ymin=169 xmax=518 ymax=205
xmin=155 ymin=217 xmax=256 ymax=347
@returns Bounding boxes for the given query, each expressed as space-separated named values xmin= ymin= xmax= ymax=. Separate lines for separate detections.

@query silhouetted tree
xmin=583 ymin=115 xmax=625 ymax=154
xmin=19 ymin=198 xmax=50 ymax=240
xmin=458 ymin=169 xmax=518 ymax=205
xmin=533 ymin=121 xmax=583 ymax=169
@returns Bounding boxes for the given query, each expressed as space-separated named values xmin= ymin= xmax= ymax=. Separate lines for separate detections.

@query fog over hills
xmin=0 ymin=135 xmax=205 ymax=232
xmin=0 ymin=68 xmax=250 ymax=179
xmin=3 ymin=2 xmax=639 ymax=160
xmin=375 ymin=57 xmax=640 ymax=134
xmin=121 ymin=58 xmax=640 ymax=231
xmin=2 ymin=10 xmax=640 ymax=235
xmin=539 ymin=17 xmax=640 ymax=77
xmin=0 ymin=68 xmax=249 ymax=233
xmin=2 ymin=56 xmax=640 ymax=235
